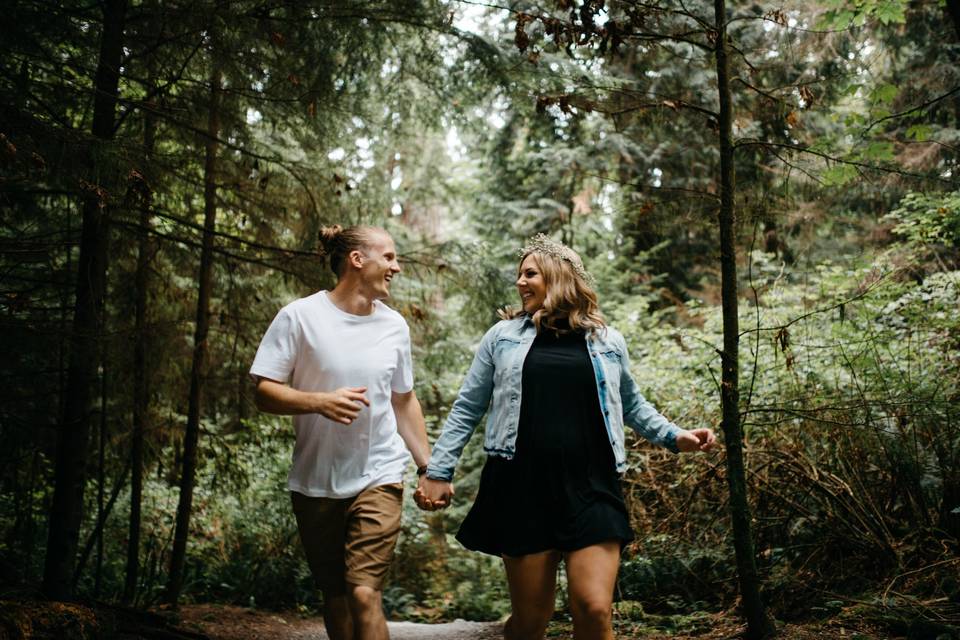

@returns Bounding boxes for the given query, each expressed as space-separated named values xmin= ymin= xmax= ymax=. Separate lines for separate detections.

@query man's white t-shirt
xmin=250 ymin=291 xmax=414 ymax=499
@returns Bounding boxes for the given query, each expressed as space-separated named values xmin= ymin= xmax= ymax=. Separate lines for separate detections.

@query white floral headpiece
xmin=518 ymin=233 xmax=594 ymax=285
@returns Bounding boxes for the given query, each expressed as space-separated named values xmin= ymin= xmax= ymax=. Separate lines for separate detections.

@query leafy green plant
xmin=885 ymin=191 xmax=960 ymax=248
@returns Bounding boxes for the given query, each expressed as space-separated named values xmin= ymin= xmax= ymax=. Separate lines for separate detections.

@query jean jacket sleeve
xmin=425 ymin=326 xmax=497 ymax=481
xmin=617 ymin=332 xmax=682 ymax=453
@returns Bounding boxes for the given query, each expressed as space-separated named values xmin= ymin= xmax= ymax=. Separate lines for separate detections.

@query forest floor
xmin=174 ymin=604 xmax=902 ymax=640
xmin=177 ymin=604 xmax=502 ymax=640
xmin=2 ymin=599 xmax=951 ymax=639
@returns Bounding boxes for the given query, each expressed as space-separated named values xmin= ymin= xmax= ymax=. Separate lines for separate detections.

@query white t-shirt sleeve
xmin=391 ymin=326 xmax=414 ymax=393
xmin=250 ymin=307 xmax=300 ymax=383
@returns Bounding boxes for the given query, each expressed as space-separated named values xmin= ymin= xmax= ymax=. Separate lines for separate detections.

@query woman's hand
xmin=676 ymin=428 xmax=718 ymax=452
xmin=415 ymin=476 xmax=455 ymax=511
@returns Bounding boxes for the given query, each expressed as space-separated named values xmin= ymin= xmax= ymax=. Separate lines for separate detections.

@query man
xmin=250 ymin=225 xmax=435 ymax=640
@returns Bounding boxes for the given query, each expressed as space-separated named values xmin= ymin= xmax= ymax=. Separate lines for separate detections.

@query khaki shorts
xmin=291 ymin=483 xmax=403 ymax=596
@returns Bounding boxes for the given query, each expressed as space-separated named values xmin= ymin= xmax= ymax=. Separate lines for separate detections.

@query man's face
xmin=359 ymin=232 xmax=401 ymax=300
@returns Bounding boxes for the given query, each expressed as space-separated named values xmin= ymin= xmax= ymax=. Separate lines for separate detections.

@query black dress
xmin=456 ymin=327 xmax=634 ymax=557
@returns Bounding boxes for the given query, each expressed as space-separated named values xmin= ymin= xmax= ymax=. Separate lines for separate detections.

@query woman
xmin=416 ymin=234 xmax=716 ymax=640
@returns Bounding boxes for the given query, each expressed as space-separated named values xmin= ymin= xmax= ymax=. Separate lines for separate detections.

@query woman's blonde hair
xmin=499 ymin=244 xmax=605 ymax=335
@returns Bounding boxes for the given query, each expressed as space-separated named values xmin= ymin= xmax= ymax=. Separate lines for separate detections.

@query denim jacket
xmin=425 ymin=316 xmax=682 ymax=481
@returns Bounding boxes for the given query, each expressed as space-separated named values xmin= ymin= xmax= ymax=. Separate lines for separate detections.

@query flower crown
xmin=518 ymin=233 xmax=594 ymax=285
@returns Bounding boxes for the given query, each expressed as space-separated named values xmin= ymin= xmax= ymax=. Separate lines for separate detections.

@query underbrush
xmin=605 ymin=221 xmax=959 ymax=637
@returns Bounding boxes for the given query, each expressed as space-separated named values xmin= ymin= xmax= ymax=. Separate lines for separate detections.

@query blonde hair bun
xmin=318 ymin=224 xmax=344 ymax=254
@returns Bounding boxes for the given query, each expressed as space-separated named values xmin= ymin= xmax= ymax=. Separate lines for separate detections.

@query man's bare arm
xmin=391 ymin=390 xmax=431 ymax=468
xmin=392 ymin=390 xmax=454 ymax=510
xmin=254 ymin=378 xmax=369 ymax=424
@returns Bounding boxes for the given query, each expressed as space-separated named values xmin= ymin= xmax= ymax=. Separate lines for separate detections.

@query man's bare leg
xmin=322 ymin=593 xmax=354 ymax=640
xmin=347 ymin=584 xmax=389 ymax=640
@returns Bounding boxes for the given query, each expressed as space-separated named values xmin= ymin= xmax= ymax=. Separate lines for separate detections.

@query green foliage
xmin=820 ymin=0 xmax=908 ymax=28
xmin=548 ymin=606 xmax=716 ymax=637
xmin=618 ymin=550 xmax=729 ymax=613
xmin=606 ymin=234 xmax=960 ymax=621
xmin=885 ymin=191 xmax=960 ymax=247
xmin=821 ymin=163 xmax=860 ymax=187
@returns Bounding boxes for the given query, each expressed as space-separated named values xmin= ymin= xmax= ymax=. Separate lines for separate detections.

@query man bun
xmin=317 ymin=224 xmax=380 ymax=279
xmin=318 ymin=224 xmax=344 ymax=255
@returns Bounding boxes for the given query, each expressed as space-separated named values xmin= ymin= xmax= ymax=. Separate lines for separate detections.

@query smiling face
xmin=358 ymin=231 xmax=401 ymax=300
xmin=516 ymin=254 xmax=547 ymax=314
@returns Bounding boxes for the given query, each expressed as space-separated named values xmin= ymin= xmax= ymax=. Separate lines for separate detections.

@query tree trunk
xmin=21 ymin=451 xmax=40 ymax=581
xmin=123 ymin=158 xmax=150 ymax=605
xmin=940 ymin=474 xmax=960 ymax=541
xmin=946 ymin=0 xmax=960 ymax=41
xmin=73 ymin=459 xmax=131 ymax=589
xmin=42 ymin=0 xmax=128 ymax=601
xmin=165 ymin=64 xmax=222 ymax=606
xmin=123 ymin=55 xmax=159 ymax=608
xmin=713 ymin=1 xmax=777 ymax=638
xmin=945 ymin=0 xmax=960 ymax=131
xmin=95 ymin=345 xmax=107 ymax=597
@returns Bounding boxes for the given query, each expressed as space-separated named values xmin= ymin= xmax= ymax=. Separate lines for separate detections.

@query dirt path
xmin=174 ymin=603 xmax=900 ymax=640
xmin=0 ymin=597 xmax=909 ymax=640
xmin=178 ymin=605 xmax=503 ymax=640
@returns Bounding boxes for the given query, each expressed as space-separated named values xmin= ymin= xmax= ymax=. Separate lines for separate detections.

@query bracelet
xmin=416 ymin=464 xmax=428 ymax=476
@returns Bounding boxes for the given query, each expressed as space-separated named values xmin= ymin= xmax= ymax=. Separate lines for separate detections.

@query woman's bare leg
xmin=503 ymin=550 xmax=562 ymax=640
xmin=564 ymin=541 xmax=621 ymax=640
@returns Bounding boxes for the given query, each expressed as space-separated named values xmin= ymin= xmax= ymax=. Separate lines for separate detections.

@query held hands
xmin=415 ymin=476 xmax=454 ymax=511
xmin=676 ymin=428 xmax=718 ymax=453
xmin=317 ymin=387 xmax=369 ymax=424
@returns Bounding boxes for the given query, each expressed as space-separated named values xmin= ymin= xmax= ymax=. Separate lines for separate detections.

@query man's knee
xmin=348 ymin=584 xmax=383 ymax=614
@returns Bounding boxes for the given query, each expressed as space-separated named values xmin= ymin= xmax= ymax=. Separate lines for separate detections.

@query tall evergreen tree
xmin=43 ymin=0 xmax=128 ymax=601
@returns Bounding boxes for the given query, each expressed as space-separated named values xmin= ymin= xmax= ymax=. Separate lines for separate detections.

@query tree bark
xmin=713 ymin=1 xmax=777 ymax=638
xmin=73 ymin=459 xmax=131 ymax=589
xmin=946 ymin=0 xmax=960 ymax=41
xmin=123 ymin=152 xmax=151 ymax=605
xmin=939 ymin=473 xmax=960 ymax=541
xmin=945 ymin=0 xmax=960 ymax=132
xmin=124 ymin=52 xmax=159 ymax=608
xmin=21 ymin=451 xmax=40 ymax=581
xmin=165 ymin=63 xmax=222 ymax=605
xmin=42 ymin=0 xmax=128 ymax=601
xmin=95 ymin=345 xmax=107 ymax=597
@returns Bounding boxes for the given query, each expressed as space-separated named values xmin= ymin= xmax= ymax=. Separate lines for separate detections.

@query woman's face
xmin=516 ymin=254 xmax=547 ymax=313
